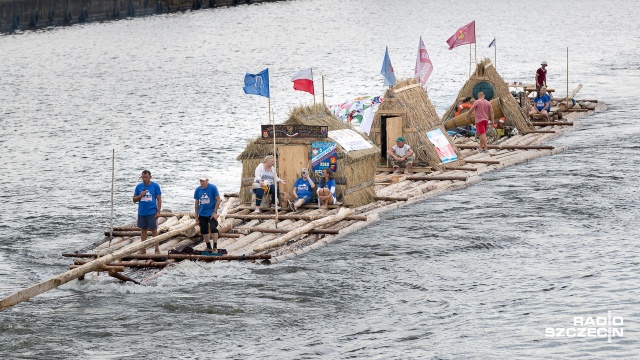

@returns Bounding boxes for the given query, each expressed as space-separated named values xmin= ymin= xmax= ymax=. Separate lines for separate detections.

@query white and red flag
xmin=446 ymin=21 xmax=476 ymax=50
xmin=291 ymin=68 xmax=315 ymax=95
xmin=414 ymin=36 xmax=433 ymax=85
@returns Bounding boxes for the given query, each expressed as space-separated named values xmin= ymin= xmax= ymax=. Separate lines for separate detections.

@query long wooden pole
xmin=494 ymin=38 xmax=497 ymax=70
xmin=109 ymin=149 xmax=114 ymax=246
xmin=474 ymin=41 xmax=477 ymax=65
xmin=0 ymin=221 xmax=198 ymax=311
xmin=312 ymin=68 xmax=316 ymax=107
xmin=271 ymin=104 xmax=279 ymax=227
xmin=469 ymin=44 xmax=472 ymax=77
xmin=566 ymin=47 xmax=569 ymax=108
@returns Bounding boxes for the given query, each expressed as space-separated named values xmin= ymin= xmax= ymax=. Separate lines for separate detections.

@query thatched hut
xmin=369 ymin=78 xmax=466 ymax=170
xmin=441 ymin=58 xmax=535 ymax=134
xmin=236 ymin=104 xmax=379 ymax=208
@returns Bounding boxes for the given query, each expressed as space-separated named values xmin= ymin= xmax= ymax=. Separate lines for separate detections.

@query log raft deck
xmin=0 ymin=102 xmax=605 ymax=311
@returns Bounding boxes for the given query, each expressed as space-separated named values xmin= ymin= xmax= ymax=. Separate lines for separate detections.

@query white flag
xmin=414 ymin=36 xmax=434 ymax=85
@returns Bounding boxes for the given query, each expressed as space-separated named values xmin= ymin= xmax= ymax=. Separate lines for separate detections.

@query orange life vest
xmin=455 ymin=102 xmax=472 ymax=117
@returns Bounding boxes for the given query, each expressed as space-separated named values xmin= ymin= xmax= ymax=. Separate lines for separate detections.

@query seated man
xmin=387 ymin=136 xmax=415 ymax=174
xmin=288 ymin=168 xmax=315 ymax=212
xmin=529 ymin=86 xmax=551 ymax=121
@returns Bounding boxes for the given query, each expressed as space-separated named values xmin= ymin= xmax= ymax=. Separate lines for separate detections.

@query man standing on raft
xmin=133 ymin=170 xmax=162 ymax=254
xmin=194 ymin=174 xmax=221 ymax=251
xmin=470 ymin=92 xmax=494 ymax=153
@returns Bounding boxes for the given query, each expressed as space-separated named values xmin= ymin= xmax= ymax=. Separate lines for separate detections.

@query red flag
xmin=414 ymin=36 xmax=433 ymax=85
xmin=446 ymin=21 xmax=476 ymax=50
xmin=291 ymin=68 xmax=315 ymax=95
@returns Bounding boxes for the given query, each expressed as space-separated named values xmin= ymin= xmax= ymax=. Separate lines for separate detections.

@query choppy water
xmin=1 ymin=0 xmax=640 ymax=358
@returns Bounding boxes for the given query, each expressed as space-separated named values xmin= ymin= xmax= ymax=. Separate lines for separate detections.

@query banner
xmin=446 ymin=21 xmax=476 ymax=50
xmin=426 ymin=128 xmax=457 ymax=164
xmin=414 ymin=36 xmax=433 ymax=85
xmin=261 ymin=125 xmax=328 ymax=139
xmin=311 ymin=142 xmax=338 ymax=176
xmin=328 ymin=129 xmax=373 ymax=152
xmin=243 ymin=68 xmax=270 ymax=98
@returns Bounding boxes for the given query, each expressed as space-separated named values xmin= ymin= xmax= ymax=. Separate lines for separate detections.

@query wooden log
xmin=220 ymin=233 xmax=243 ymax=238
xmin=443 ymin=98 xmax=504 ymax=129
xmin=464 ymin=159 xmax=501 ymax=164
xmin=226 ymin=213 xmax=368 ymax=222
xmin=118 ymin=254 xmax=272 ymax=262
xmin=249 ymin=228 xmax=340 ymax=235
xmin=443 ymin=166 xmax=478 ymax=172
xmin=69 ymin=265 xmax=125 ymax=272
xmin=374 ymin=196 xmax=409 ymax=202
xmin=530 ymin=121 xmax=573 ymax=126
xmin=253 ymin=208 xmax=353 ymax=252
xmin=74 ymin=260 xmax=167 ymax=268
xmin=108 ymin=272 xmax=141 ymax=285
xmin=0 ymin=221 xmax=198 ymax=311
xmin=527 ymin=130 xmax=556 ymax=134
xmin=567 ymin=108 xmax=589 ymax=112
xmin=406 ymin=175 xmax=468 ymax=181
xmin=456 ymin=144 xmax=554 ymax=150
xmin=104 ymin=231 xmax=151 ymax=237
xmin=223 ymin=192 xmax=239 ymax=197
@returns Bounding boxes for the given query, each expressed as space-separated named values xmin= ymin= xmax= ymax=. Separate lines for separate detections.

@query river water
xmin=1 ymin=0 xmax=639 ymax=358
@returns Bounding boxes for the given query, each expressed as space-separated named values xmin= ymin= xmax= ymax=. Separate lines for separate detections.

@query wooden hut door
xmin=277 ymin=145 xmax=310 ymax=198
xmin=384 ymin=117 xmax=403 ymax=159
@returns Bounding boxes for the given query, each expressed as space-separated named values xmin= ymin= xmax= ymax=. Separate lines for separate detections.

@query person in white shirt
xmin=386 ymin=137 xmax=415 ymax=174
xmin=253 ymin=155 xmax=286 ymax=213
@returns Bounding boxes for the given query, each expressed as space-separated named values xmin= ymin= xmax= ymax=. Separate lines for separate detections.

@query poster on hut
xmin=426 ymin=129 xmax=457 ymax=164
xmin=328 ymin=129 xmax=373 ymax=152
xmin=312 ymin=142 xmax=338 ymax=176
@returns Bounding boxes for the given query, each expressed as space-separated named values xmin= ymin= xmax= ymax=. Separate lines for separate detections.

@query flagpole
xmin=270 ymin=103 xmax=279 ymax=227
xmin=469 ymin=44 xmax=472 ymax=77
xmin=312 ymin=68 xmax=316 ymax=107
xmin=494 ymin=38 xmax=497 ymax=70
xmin=322 ymin=75 xmax=325 ymax=104
xmin=474 ymin=42 xmax=477 ymax=65
xmin=109 ymin=149 xmax=114 ymax=247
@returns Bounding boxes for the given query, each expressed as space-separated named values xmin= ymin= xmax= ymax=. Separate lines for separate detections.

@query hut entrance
xmin=277 ymin=145 xmax=310 ymax=196
xmin=380 ymin=116 xmax=403 ymax=160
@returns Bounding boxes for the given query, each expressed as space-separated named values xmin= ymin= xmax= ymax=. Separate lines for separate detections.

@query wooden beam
xmin=376 ymin=166 xmax=433 ymax=173
xmin=374 ymin=196 xmax=409 ymax=202
xmin=343 ymin=180 xmax=375 ymax=196
xmin=249 ymin=228 xmax=340 ymax=235
xmin=531 ymin=121 xmax=573 ymax=126
xmin=108 ymin=272 xmax=141 ymax=285
xmin=464 ymin=159 xmax=501 ymax=164
xmin=69 ymin=265 xmax=125 ymax=272
xmin=456 ymin=144 xmax=554 ymax=150
xmin=406 ymin=175 xmax=469 ymax=181
xmin=225 ymin=213 xmax=367 ymax=222
xmin=527 ymin=130 xmax=556 ymax=133
xmin=443 ymin=166 xmax=478 ymax=172
xmin=74 ymin=260 xmax=167 ymax=268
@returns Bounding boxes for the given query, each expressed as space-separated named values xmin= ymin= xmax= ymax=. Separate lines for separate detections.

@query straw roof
xmin=370 ymin=78 xmax=465 ymax=170
xmin=236 ymin=104 xmax=379 ymax=207
xmin=441 ymin=58 xmax=535 ymax=134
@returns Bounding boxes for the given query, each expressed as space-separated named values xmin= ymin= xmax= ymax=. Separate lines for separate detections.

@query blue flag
xmin=488 ymin=38 xmax=496 ymax=48
xmin=243 ymin=68 xmax=270 ymax=98
xmin=380 ymin=46 xmax=396 ymax=86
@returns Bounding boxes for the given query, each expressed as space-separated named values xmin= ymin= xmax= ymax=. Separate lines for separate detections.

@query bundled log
xmin=226 ymin=213 xmax=367 ymax=222
xmin=248 ymin=227 xmax=339 ymax=235
xmin=74 ymin=260 xmax=167 ymax=268
xmin=374 ymin=196 xmax=409 ymax=202
xmin=406 ymin=175 xmax=468 ymax=181
xmin=464 ymin=159 xmax=501 ymax=164
xmin=456 ymin=144 xmax=554 ymax=150
xmin=443 ymin=98 xmax=504 ymax=129
xmin=253 ymin=208 xmax=353 ymax=252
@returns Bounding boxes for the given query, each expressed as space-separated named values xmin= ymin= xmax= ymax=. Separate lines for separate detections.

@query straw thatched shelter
xmin=236 ymin=104 xmax=379 ymax=208
xmin=369 ymin=78 xmax=465 ymax=170
xmin=441 ymin=58 xmax=535 ymax=134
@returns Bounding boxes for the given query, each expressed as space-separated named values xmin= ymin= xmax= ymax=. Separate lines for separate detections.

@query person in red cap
xmin=535 ymin=61 xmax=548 ymax=94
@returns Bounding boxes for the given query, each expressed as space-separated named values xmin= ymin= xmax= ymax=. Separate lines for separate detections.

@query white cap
xmin=199 ymin=174 xmax=209 ymax=181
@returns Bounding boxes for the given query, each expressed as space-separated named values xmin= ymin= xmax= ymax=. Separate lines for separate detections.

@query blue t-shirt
xmin=318 ymin=178 xmax=336 ymax=197
xmin=534 ymin=94 xmax=551 ymax=111
xmin=294 ymin=178 xmax=313 ymax=198
xmin=134 ymin=181 xmax=162 ymax=216
xmin=194 ymin=183 xmax=220 ymax=217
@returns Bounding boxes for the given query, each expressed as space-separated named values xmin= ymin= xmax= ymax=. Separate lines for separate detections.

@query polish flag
xmin=291 ymin=68 xmax=315 ymax=95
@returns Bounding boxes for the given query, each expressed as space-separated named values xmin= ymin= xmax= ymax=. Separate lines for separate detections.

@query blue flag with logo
xmin=243 ymin=68 xmax=270 ymax=98
xmin=380 ymin=46 xmax=396 ymax=86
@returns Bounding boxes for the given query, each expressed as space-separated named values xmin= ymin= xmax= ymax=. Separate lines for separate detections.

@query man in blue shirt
xmin=529 ymin=86 xmax=552 ymax=121
xmin=288 ymin=168 xmax=315 ymax=212
xmin=194 ymin=174 xmax=221 ymax=251
xmin=133 ymin=170 xmax=162 ymax=254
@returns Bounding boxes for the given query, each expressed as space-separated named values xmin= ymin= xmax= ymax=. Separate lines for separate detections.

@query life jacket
xmin=455 ymin=102 xmax=472 ymax=117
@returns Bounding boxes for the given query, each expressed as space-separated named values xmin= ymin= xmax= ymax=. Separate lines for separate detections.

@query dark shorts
xmin=198 ymin=215 xmax=219 ymax=235
xmin=137 ymin=215 xmax=158 ymax=230
xmin=298 ymin=195 xmax=313 ymax=204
